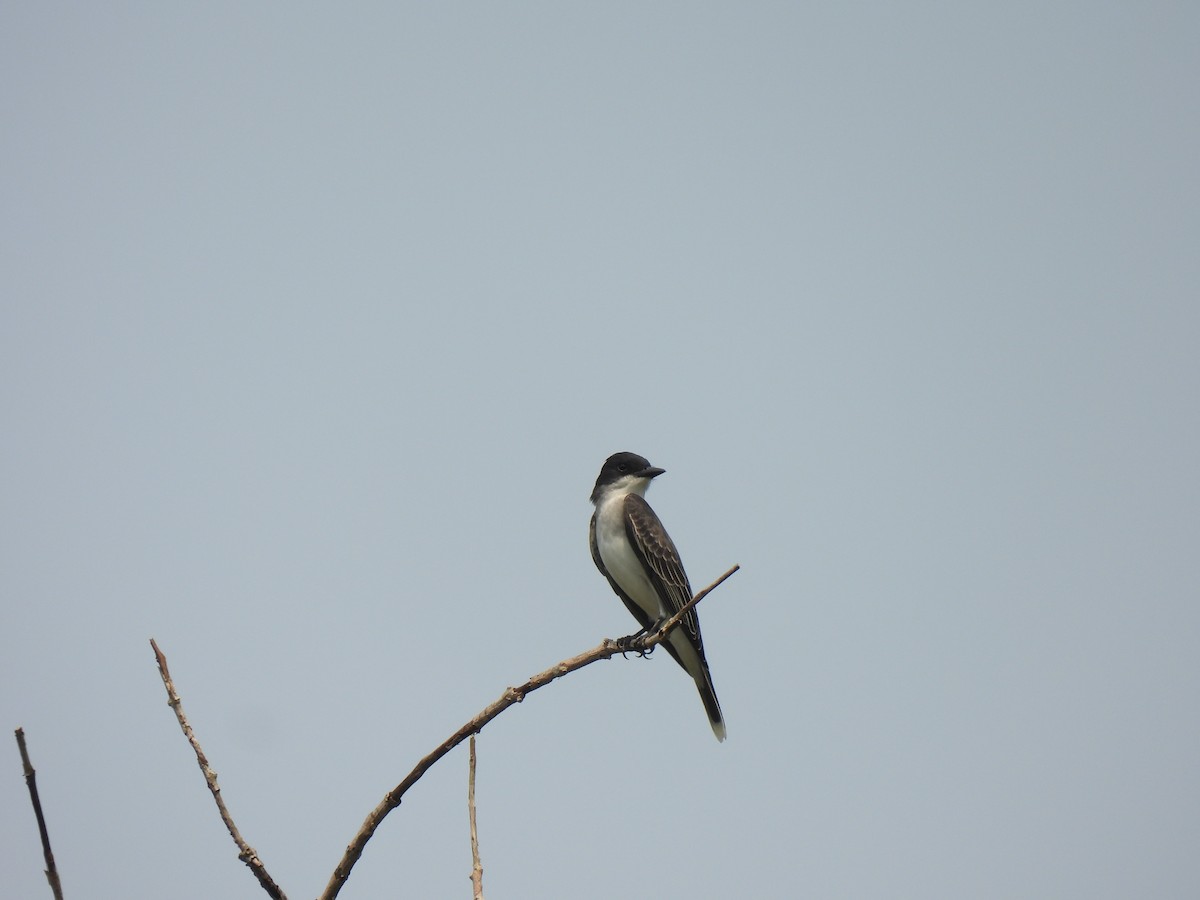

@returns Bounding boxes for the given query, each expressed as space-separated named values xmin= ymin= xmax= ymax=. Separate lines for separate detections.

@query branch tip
xmin=14 ymin=727 xmax=64 ymax=900
xmin=151 ymin=640 xmax=288 ymax=900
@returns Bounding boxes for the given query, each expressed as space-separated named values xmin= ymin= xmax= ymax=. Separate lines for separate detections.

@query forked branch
xmin=150 ymin=565 xmax=738 ymax=899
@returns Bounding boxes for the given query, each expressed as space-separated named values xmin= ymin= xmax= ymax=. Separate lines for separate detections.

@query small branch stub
xmin=468 ymin=734 xmax=484 ymax=900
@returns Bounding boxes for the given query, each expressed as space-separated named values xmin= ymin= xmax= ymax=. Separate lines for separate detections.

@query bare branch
xmin=319 ymin=563 xmax=739 ymax=900
xmin=14 ymin=728 xmax=64 ymax=900
xmin=150 ymin=639 xmax=288 ymax=900
xmin=468 ymin=734 xmax=484 ymax=900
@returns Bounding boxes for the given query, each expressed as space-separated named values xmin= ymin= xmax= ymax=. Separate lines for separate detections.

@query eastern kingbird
xmin=589 ymin=451 xmax=726 ymax=741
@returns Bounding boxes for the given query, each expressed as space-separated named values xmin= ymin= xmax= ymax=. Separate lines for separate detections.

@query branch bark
xmin=319 ymin=563 xmax=739 ymax=900
xmin=14 ymin=728 xmax=64 ymax=900
xmin=150 ymin=639 xmax=287 ymax=900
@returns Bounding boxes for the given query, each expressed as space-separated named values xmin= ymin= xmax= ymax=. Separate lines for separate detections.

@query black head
xmin=590 ymin=451 xmax=665 ymax=502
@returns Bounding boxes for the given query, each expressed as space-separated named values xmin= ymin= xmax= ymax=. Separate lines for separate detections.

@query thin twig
xmin=638 ymin=562 xmax=740 ymax=650
xmin=150 ymin=639 xmax=288 ymax=900
xmin=319 ymin=563 xmax=739 ymax=900
xmin=468 ymin=734 xmax=484 ymax=900
xmin=14 ymin=728 xmax=64 ymax=900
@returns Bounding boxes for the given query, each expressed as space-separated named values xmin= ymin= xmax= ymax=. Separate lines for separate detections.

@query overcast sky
xmin=3 ymin=4 xmax=1198 ymax=899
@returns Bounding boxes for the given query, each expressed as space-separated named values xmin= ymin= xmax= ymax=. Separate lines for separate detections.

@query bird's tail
xmin=695 ymin=665 xmax=726 ymax=742
xmin=665 ymin=628 xmax=726 ymax=741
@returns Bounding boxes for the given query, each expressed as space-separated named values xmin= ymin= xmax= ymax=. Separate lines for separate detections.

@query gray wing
xmin=619 ymin=496 xmax=726 ymax=740
xmin=623 ymin=494 xmax=703 ymax=646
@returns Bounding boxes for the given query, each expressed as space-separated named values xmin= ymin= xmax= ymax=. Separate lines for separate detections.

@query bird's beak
xmin=639 ymin=466 xmax=666 ymax=479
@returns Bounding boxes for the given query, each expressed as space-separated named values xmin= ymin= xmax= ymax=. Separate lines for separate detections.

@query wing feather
xmin=623 ymin=494 xmax=702 ymax=644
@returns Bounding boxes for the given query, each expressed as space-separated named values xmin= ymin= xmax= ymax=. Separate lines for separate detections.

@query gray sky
xmin=3 ymin=4 xmax=1198 ymax=898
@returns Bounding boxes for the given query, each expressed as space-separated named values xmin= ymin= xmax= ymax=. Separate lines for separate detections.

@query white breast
xmin=594 ymin=493 xmax=664 ymax=621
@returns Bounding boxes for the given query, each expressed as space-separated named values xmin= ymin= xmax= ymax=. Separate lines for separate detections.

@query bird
xmin=589 ymin=451 xmax=726 ymax=741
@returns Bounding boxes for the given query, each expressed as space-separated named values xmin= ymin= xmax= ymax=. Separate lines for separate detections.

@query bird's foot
xmin=616 ymin=630 xmax=656 ymax=659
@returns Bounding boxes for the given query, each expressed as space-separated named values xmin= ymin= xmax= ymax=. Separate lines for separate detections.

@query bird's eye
xmin=617 ymin=463 xmax=629 ymax=472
